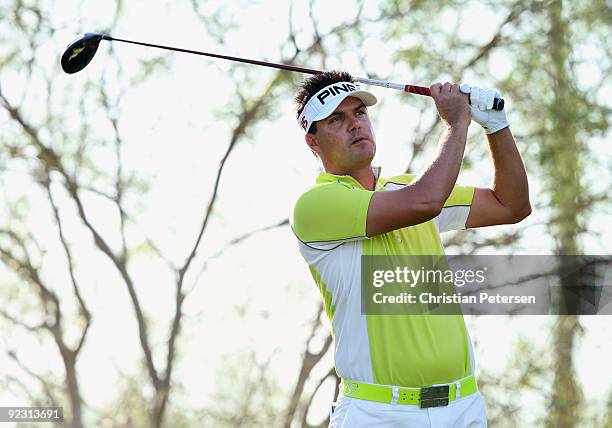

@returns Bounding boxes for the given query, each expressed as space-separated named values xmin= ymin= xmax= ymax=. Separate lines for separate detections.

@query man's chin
xmin=355 ymin=142 xmax=375 ymax=157
xmin=353 ymin=150 xmax=375 ymax=166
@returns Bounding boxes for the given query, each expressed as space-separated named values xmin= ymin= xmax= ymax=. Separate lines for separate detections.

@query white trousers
xmin=329 ymin=391 xmax=487 ymax=427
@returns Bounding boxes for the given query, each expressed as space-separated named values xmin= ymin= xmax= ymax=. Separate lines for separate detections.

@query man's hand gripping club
xmin=460 ymin=84 xmax=510 ymax=134
xmin=430 ymin=82 xmax=471 ymax=130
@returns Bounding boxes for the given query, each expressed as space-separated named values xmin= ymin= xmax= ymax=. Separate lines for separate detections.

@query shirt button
xmin=396 ymin=236 xmax=403 ymax=243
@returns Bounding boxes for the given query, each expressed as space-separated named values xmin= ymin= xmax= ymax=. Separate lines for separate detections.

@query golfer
xmin=291 ymin=71 xmax=530 ymax=427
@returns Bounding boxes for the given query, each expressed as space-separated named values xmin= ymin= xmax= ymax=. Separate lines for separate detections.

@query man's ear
xmin=305 ymin=134 xmax=320 ymax=158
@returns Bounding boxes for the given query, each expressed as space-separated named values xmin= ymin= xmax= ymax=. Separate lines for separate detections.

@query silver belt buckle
xmin=419 ymin=385 xmax=450 ymax=408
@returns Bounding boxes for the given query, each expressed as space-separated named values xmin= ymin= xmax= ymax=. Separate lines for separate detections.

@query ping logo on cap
xmin=317 ymin=83 xmax=357 ymax=105
xmin=297 ymin=80 xmax=376 ymax=133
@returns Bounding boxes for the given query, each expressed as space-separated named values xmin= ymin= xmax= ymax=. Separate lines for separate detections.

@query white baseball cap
xmin=297 ymin=81 xmax=377 ymax=133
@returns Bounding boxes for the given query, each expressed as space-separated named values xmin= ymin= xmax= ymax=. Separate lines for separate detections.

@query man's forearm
xmin=487 ymin=127 xmax=531 ymax=216
xmin=413 ymin=124 xmax=468 ymax=206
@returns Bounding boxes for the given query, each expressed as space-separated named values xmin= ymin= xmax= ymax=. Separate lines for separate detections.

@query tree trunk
xmin=60 ymin=349 xmax=83 ymax=428
xmin=152 ymin=383 xmax=170 ymax=428
xmin=546 ymin=1 xmax=584 ymax=426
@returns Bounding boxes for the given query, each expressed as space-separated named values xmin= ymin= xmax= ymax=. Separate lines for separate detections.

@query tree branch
xmin=282 ymin=304 xmax=333 ymax=428
xmin=0 ymin=89 xmax=162 ymax=389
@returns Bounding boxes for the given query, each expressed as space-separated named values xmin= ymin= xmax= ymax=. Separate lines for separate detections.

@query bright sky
xmin=0 ymin=0 xmax=610 ymax=426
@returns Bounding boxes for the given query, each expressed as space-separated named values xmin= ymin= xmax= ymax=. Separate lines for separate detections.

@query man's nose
xmin=347 ymin=114 xmax=361 ymax=131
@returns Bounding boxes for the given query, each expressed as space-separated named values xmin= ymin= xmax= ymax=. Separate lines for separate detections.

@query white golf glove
xmin=459 ymin=84 xmax=509 ymax=134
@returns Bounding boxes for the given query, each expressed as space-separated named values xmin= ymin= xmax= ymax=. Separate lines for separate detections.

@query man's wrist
xmin=486 ymin=126 xmax=513 ymax=142
xmin=446 ymin=122 xmax=470 ymax=134
xmin=486 ymin=124 xmax=510 ymax=135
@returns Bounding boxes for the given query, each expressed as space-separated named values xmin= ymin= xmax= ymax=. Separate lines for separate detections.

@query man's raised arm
xmin=462 ymin=86 xmax=531 ymax=228
xmin=366 ymin=82 xmax=470 ymax=237
xmin=466 ymin=127 xmax=531 ymax=227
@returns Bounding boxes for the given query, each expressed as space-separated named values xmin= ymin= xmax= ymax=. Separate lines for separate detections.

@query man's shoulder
xmin=293 ymin=181 xmax=359 ymax=211
xmin=291 ymin=179 xmax=373 ymax=238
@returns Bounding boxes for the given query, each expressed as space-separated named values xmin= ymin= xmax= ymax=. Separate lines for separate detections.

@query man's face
xmin=307 ymin=96 xmax=376 ymax=173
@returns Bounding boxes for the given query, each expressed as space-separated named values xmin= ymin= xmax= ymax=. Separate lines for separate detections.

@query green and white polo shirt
xmin=291 ymin=169 xmax=476 ymax=388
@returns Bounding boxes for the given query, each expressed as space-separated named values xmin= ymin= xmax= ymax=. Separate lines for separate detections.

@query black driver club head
xmin=61 ymin=32 xmax=109 ymax=74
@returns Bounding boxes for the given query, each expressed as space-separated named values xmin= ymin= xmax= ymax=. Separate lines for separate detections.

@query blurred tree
xmin=196 ymin=350 xmax=284 ymax=427
xmin=281 ymin=304 xmax=334 ymax=428
xmin=494 ymin=1 xmax=610 ymax=426
xmin=0 ymin=2 xmax=95 ymax=426
xmin=0 ymin=0 xmax=295 ymax=426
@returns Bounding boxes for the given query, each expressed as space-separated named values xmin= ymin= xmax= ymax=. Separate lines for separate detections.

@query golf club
xmin=61 ymin=32 xmax=505 ymax=110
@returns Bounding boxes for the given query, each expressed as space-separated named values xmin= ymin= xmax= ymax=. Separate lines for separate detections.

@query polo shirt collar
xmin=316 ymin=166 xmax=383 ymax=190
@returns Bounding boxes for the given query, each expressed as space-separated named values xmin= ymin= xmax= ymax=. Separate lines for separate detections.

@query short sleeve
xmin=291 ymin=183 xmax=374 ymax=248
xmin=436 ymin=184 xmax=475 ymax=233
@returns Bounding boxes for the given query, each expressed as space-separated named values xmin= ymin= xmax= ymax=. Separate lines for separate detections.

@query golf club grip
xmin=405 ymin=85 xmax=505 ymax=111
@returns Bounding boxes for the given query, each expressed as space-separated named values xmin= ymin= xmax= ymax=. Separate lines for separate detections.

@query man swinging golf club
xmin=291 ymin=71 xmax=531 ymax=427
xmin=60 ymin=32 xmax=528 ymax=426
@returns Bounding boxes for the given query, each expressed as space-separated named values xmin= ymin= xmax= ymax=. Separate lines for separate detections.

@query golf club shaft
xmin=105 ymin=35 xmax=325 ymax=75
xmin=105 ymin=35 xmax=502 ymax=109
xmin=109 ymin=36 xmax=427 ymax=93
